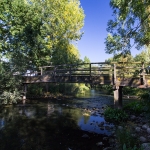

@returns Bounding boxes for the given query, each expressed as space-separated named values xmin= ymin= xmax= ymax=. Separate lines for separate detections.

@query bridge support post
xmin=114 ymin=86 xmax=123 ymax=109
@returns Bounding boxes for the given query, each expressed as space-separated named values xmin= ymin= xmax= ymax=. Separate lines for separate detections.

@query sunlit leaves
xmin=134 ymin=46 xmax=150 ymax=63
xmin=0 ymin=0 xmax=84 ymax=96
xmin=51 ymin=40 xmax=80 ymax=65
xmin=0 ymin=0 xmax=84 ymax=70
xmin=105 ymin=0 xmax=150 ymax=56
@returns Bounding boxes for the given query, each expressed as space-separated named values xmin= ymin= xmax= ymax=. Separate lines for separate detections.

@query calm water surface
xmin=0 ymin=90 xmax=115 ymax=150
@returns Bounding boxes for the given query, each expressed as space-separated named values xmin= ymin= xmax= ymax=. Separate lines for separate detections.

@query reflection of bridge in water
xmin=22 ymin=62 xmax=150 ymax=108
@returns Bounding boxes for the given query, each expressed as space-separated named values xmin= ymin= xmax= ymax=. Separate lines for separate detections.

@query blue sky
xmin=78 ymin=0 xmax=141 ymax=62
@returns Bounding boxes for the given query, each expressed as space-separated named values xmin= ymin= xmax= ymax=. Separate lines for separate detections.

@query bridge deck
xmin=23 ymin=62 xmax=150 ymax=88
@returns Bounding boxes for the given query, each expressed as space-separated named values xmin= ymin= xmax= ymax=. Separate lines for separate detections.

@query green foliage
xmin=27 ymin=84 xmax=44 ymax=96
xmin=138 ymin=89 xmax=150 ymax=102
xmin=0 ymin=0 xmax=85 ymax=101
xmin=75 ymin=83 xmax=90 ymax=94
xmin=82 ymin=56 xmax=91 ymax=68
xmin=0 ymin=60 xmax=22 ymax=105
xmin=117 ymin=126 xmax=142 ymax=150
xmin=83 ymin=56 xmax=90 ymax=63
xmin=105 ymin=0 xmax=150 ymax=56
xmin=27 ymin=83 xmax=90 ymax=97
xmin=137 ymin=90 xmax=150 ymax=114
xmin=0 ymin=89 xmax=21 ymax=104
xmin=123 ymin=87 xmax=137 ymax=96
xmin=99 ymin=85 xmax=113 ymax=95
xmin=105 ymin=54 xmax=134 ymax=63
xmin=0 ymin=60 xmax=22 ymax=94
xmin=0 ymin=0 xmax=85 ymax=69
xmin=123 ymin=101 xmax=144 ymax=114
xmin=104 ymin=107 xmax=128 ymax=123
xmin=134 ymin=46 xmax=150 ymax=66
xmin=60 ymin=83 xmax=90 ymax=95
xmin=51 ymin=41 xmax=80 ymax=65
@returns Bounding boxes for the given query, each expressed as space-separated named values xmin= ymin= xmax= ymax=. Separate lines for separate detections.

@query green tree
xmin=134 ymin=46 xmax=150 ymax=62
xmin=105 ymin=54 xmax=134 ymax=63
xmin=0 ymin=59 xmax=22 ymax=104
xmin=83 ymin=56 xmax=90 ymax=68
xmin=0 ymin=0 xmax=85 ymax=101
xmin=83 ymin=56 xmax=90 ymax=63
xmin=105 ymin=0 xmax=150 ymax=56
xmin=51 ymin=40 xmax=80 ymax=65
xmin=0 ymin=61 xmax=21 ymax=93
xmin=0 ymin=0 xmax=84 ymax=72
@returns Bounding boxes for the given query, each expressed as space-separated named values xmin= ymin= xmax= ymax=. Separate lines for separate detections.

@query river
xmin=0 ymin=90 xmax=115 ymax=150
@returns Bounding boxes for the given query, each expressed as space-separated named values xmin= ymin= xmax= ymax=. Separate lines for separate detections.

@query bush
xmin=104 ymin=107 xmax=128 ymax=123
xmin=27 ymin=84 xmax=44 ymax=96
xmin=123 ymin=101 xmax=144 ymax=114
xmin=0 ymin=89 xmax=22 ymax=104
xmin=99 ymin=85 xmax=113 ymax=94
xmin=138 ymin=91 xmax=150 ymax=101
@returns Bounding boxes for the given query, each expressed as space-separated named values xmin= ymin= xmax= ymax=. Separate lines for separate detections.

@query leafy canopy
xmin=134 ymin=46 xmax=150 ymax=62
xmin=0 ymin=0 xmax=84 ymax=71
xmin=0 ymin=0 xmax=85 ymax=99
xmin=105 ymin=0 xmax=150 ymax=56
xmin=51 ymin=40 xmax=80 ymax=65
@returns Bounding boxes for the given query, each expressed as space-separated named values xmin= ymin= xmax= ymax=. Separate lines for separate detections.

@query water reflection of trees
xmin=59 ymin=107 xmax=83 ymax=125
xmin=83 ymin=115 xmax=90 ymax=124
xmin=0 ymin=108 xmax=83 ymax=149
xmin=0 ymin=103 xmax=108 ymax=150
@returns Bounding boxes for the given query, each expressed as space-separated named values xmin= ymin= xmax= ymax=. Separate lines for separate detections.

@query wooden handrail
xmin=26 ymin=62 xmax=150 ymax=79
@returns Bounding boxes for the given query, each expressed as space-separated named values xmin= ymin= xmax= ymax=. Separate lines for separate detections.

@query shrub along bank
xmin=26 ymin=83 xmax=90 ymax=98
xmin=104 ymin=94 xmax=150 ymax=150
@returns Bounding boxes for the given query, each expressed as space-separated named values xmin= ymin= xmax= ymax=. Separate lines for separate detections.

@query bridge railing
xmin=113 ymin=62 xmax=150 ymax=87
xmin=39 ymin=62 xmax=113 ymax=77
xmin=26 ymin=62 xmax=150 ymax=79
xmin=23 ymin=62 xmax=150 ymax=87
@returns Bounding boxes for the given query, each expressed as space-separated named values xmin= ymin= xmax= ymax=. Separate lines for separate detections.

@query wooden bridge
xmin=23 ymin=62 xmax=150 ymax=108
